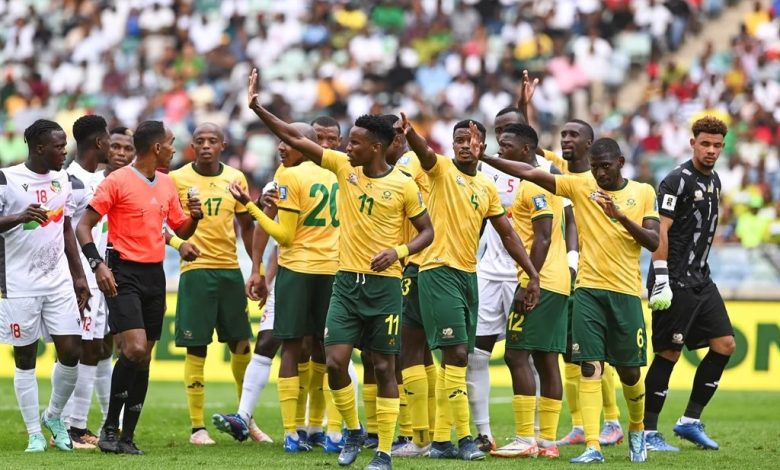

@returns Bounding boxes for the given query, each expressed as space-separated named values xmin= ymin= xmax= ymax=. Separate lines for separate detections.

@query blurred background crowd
xmin=0 ymin=0 xmax=779 ymax=262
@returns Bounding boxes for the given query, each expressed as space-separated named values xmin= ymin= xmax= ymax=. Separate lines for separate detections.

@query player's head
xmin=494 ymin=107 xmax=527 ymax=141
xmin=498 ymin=123 xmax=538 ymax=163
xmin=561 ymin=119 xmax=594 ymax=161
xmin=72 ymin=114 xmax=109 ymax=163
xmin=380 ymin=114 xmax=406 ymax=165
xmin=24 ymin=119 xmax=67 ymax=171
xmin=311 ymin=115 xmax=341 ymax=149
xmin=347 ymin=114 xmax=395 ymax=167
xmin=588 ymin=138 xmax=624 ymax=190
xmin=452 ymin=120 xmax=486 ymax=164
xmin=690 ymin=116 xmax=727 ymax=171
xmin=279 ymin=122 xmax=316 ymax=168
xmin=191 ymin=123 xmax=226 ymax=167
xmin=134 ymin=120 xmax=175 ymax=169
xmin=108 ymin=127 xmax=135 ymax=170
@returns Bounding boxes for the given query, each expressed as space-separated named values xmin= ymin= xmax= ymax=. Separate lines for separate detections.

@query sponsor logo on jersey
xmin=694 ymin=189 xmax=704 ymax=201
xmin=21 ymin=184 xmax=28 ymax=191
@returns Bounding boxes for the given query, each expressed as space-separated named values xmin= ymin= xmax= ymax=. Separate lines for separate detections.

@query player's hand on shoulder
xmin=179 ymin=242 xmax=200 ymax=262
xmin=370 ymin=248 xmax=399 ymax=272
xmin=95 ymin=263 xmax=117 ymax=298
xmin=20 ymin=203 xmax=48 ymax=225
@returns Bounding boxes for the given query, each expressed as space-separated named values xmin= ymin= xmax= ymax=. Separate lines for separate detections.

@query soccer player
xmin=60 ymin=114 xmax=111 ymax=449
xmin=228 ymin=121 xmax=339 ymax=454
xmin=76 ymin=121 xmax=203 ymax=455
xmin=246 ymin=68 xmax=434 ymax=470
xmin=0 ymin=119 xmax=90 ymax=452
xmin=166 ymin=123 xmax=256 ymax=445
xmin=486 ymin=123 xmax=568 ymax=459
xmin=643 ymin=117 xmax=735 ymax=451
xmin=401 ymin=116 xmax=540 ymax=461
xmin=480 ymin=137 xmax=660 ymax=463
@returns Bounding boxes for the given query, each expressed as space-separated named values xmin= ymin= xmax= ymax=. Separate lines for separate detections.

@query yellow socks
xmin=512 ymin=394 xmax=536 ymax=438
xmin=398 ymin=384 xmax=413 ymax=437
xmin=230 ymin=350 xmax=251 ymax=401
xmin=308 ymin=361 xmax=327 ymax=430
xmin=433 ymin=366 xmax=450 ymax=442
xmin=278 ymin=376 xmax=300 ymax=435
xmin=565 ymin=363 xmax=583 ymax=428
xmin=444 ymin=365 xmax=470 ymax=441
xmin=295 ymin=362 xmax=311 ymax=430
xmin=621 ymin=378 xmax=646 ymax=432
xmin=363 ymin=383 xmax=378 ymax=434
xmin=184 ymin=354 xmax=206 ymax=429
xmin=602 ymin=364 xmax=620 ymax=422
xmin=579 ymin=378 xmax=603 ymax=450
xmin=332 ymin=381 xmax=360 ymax=430
xmin=402 ymin=365 xmax=430 ymax=445
xmin=425 ymin=364 xmax=437 ymax=431
xmin=376 ymin=397 xmax=400 ymax=454
xmin=538 ymin=397 xmax=563 ymax=442
xmin=323 ymin=374 xmax=343 ymax=434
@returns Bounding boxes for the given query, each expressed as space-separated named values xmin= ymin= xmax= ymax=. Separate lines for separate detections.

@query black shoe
xmin=118 ymin=438 xmax=144 ymax=455
xmin=98 ymin=425 xmax=119 ymax=453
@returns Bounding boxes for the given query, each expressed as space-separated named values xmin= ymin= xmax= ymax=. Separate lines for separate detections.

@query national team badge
xmin=456 ymin=175 xmax=466 ymax=186
xmin=279 ymin=185 xmax=288 ymax=200
xmin=348 ymin=174 xmax=358 ymax=185
xmin=382 ymin=190 xmax=392 ymax=200
xmin=50 ymin=181 xmax=62 ymax=193
xmin=532 ymin=195 xmax=548 ymax=210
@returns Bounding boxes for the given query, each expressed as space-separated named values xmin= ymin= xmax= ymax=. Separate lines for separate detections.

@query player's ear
xmin=617 ymin=155 xmax=625 ymax=169
xmin=690 ymin=137 xmax=696 ymax=148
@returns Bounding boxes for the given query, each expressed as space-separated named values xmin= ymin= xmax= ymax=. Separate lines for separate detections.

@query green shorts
xmin=506 ymin=288 xmax=568 ymax=353
xmin=401 ymin=264 xmax=424 ymax=330
xmin=324 ymin=271 xmax=402 ymax=354
xmin=570 ymin=288 xmax=647 ymax=367
xmin=564 ymin=289 xmax=576 ymax=363
xmin=274 ymin=266 xmax=334 ymax=340
xmin=418 ymin=267 xmax=478 ymax=352
xmin=175 ymin=268 xmax=252 ymax=347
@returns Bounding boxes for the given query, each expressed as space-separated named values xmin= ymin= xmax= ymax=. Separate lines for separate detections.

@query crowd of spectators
xmin=0 ymin=0 xmax=777 ymax=248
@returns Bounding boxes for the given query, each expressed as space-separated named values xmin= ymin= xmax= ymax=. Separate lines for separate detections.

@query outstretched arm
xmin=399 ymin=112 xmax=438 ymax=171
xmin=247 ymin=68 xmax=324 ymax=165
xmin=480 ymin=154 xmax=557 ymax=193
xmin=230 ymin=182 xmax=297 ymax=247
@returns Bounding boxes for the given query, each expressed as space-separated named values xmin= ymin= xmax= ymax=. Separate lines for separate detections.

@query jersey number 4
xmin=304 ymin=183 xmax=339 ymax=227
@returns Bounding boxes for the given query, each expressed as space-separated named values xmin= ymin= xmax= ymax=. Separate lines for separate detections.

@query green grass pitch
xmin=0 ymin=379 xmax=777 ymax=468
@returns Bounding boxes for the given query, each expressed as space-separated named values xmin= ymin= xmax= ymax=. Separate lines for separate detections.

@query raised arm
xmin=399 ymin=112 xmax=438 ymax=171
xmin=489 ymin=215 xmax=539 ymax=310
xmin=247 ymin=68 xmax=324 ymax=165
xmin=480 ymin=154 xmax=557 ymax=193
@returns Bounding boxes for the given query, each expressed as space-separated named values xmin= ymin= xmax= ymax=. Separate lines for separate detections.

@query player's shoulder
xmin=475 ymin=168 xmax=498 ymax=188
xmin=67 ymin=172 xmax=86 ymax=190
xmin=627 ymin=179 xmax=656 ymax=197
xmin=169 ymin=162 xmax=193 ymax=180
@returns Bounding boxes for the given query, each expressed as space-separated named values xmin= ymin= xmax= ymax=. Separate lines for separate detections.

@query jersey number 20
xmin=304 ymin=183 xmax=339 ymax=227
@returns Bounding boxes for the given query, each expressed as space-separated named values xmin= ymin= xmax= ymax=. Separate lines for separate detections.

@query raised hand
xmin=248 ymin=68 xmax=259 ymax=109
xmin=399 ymin=112 xmax=412 ymax=135
xmin=594 ymin=190 xmax=623 ymax=220
xmin=229 ymin=181 xmax=251 ymax=205
xmin=517 ymin=69 xmax=539 ymax=108
xmin=468 ymin=121 xmax=486 ymax=160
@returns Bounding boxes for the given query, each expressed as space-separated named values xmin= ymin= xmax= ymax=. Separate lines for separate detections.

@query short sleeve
xmin=528 ymin=188 xmax=554 ymax=221
xmin=89 ymin=176 xmax=117 ymax=216
xmin=553 ymin=174 xmax=576 ymax=199
xmin=424 ymin=154 xmax=448 ymax=179
xmin=321 ymin=149 xmax=349 ymax=174
xmin=543 ymin=149 xmax=567 ymax=173
xmin=166 ymin=179 xmax=189 ymax=230
xmin=0 ymin=171 xmax=8 ymax=214
xmin=276 ymin=170 xmax=301 ymax=213
xmin=643 ymin=184 xmax=660 ymax=221
xmin=656 ymin=172 xmax=682 ymax=219
xmin=395 ymin=151 xmax=417 ymax=177
xmin=234 ymin=172 xmax=249 ymax=214
xmin=403 ymin=179 xmax=426 ymax=220
xmin=485 ymin=182 xmax=505 ymax=218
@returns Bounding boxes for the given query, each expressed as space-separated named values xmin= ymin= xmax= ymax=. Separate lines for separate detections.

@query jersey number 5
xmin=304 ymin=183 xmax=339 ymax=227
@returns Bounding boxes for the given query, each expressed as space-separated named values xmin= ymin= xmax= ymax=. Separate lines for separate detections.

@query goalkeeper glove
xmin=648 ymin=260 xmax=673 ymax=310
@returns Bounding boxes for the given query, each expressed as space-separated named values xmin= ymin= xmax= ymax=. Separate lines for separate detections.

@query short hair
xmin=502 ymin=123 xmax=538 ymax=148
xmin=72 ymin=114 xmax=107 ymax=148
xmin=24 ymin=119 xmax=63 ymax=148
xmin=110 ymin=126 xmax=132 ymax=136
xmin=453 ymin=119 xmax=487 ymax=142
xmin=692 ymin=116 xmax=728 ymax=138
xmin=496 ymin=106 xmax=521 ymax=118
xmin=133 ymin=120 xmax=166 ymax=155
xmin=380 ymin=114 xmax=399 ymax=127
xmin=311 ymin=115 xmax=341 ymax=133
xmin=589 ymin=138 xmax=622 ymax=158
xmin=354 ymin=114 xmax=396 ymax=148
xmin=567 ymin=119 xmax=595 ymax=141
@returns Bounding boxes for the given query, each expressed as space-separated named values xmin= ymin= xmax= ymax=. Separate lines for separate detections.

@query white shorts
xmin=81 ymin=288 xmax=108 ymax=341
xmin=259 ymin=279 xmax=275 ymax=333
xmin=0 ymin=291 xmax=82 ymax=346
xmin=476 ymin=277 xmax=516 ymax=339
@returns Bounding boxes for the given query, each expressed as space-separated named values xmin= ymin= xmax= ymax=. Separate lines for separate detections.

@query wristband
xmin=653 ymin=259 xmax=669 ymax=276
xmin=394 ymin=244 xmax=410 ymax=259
xmin=169 ymin=236 xmax=185 ymax=250
xmin=258 ymin=264 xmax=266 ymax=276
xmin=567 ymin=250 xmax=579 ymax=272
xmin=81 ymin=242 xmax=102 ymax=262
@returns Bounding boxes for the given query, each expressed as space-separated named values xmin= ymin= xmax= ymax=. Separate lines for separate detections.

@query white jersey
xmin=67 ymin=162 xmax=108 ymax=289
xmin=0 ymin=163 xmax=76 ymax=298
xmin=477 ymin=155 xmax=560 ymax=282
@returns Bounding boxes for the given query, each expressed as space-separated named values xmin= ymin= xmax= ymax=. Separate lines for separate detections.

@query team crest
xmin=626 ymin=198 xmax=636 ymax=207
xmin=279 ymin=185 xmax=288 ymax=200
xmin=382 ymin=190 xmax=392 ymax=201
xmin=50 ymin=181 xmax=62 ymax=193
xmin=532 ymin=195 xmax=548 ymax=210
xmin=455 ymin=175 xmax=466 ymax=186
xmin=348 ymin=174 xmax=358 ymax=185
xmin=694 ymin=189 xmax=704 ymax=201
xmin=441 ymin=328 xmax=454 ymax=339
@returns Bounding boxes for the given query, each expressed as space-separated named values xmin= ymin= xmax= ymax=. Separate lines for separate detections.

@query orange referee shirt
xmin=89 ymin=165 xmax=189 ymax=263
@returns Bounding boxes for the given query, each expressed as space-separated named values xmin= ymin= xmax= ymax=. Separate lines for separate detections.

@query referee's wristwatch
xmin=88 ymin=257 xmax=104 ymax=272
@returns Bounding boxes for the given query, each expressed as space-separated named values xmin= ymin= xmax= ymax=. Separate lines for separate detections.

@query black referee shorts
xmin=650 ymin=281 xmax=733 ymax=352
xmin=105 ymin=252 xmax=166 ymax=341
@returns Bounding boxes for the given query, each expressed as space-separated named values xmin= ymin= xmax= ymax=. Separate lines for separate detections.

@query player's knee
xmin=325 ymin=355 xmax=348 ymax=378
xmin=371 ymin=356 xmax=393 ymax=381
xmin=712 ymin=336 xmax=736 ymax=356
xmin=14 ymin=349 xmax=37 ymax=370
xmin=187 ymin=346 xmax=207 ymax=358
xmin=122 ymin=342 xmax=147 ymax=363
xmin=580 ymin=361 xmax=602 ymax=379
xmin=254 ymin=333 xmax=279 ymax=358
xmin=657 ymin=350 xmax=681 ymax=363
xmin=504 ymin=349 xmax=524 ymax=369
xmin=442 ymin=346 xmax=468 ymax=367
xmin=616 ymin=366 xmax=640 ymax=385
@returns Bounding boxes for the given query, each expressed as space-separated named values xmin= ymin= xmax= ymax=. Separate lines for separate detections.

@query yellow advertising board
xmin=1 ymin=297 xmax=778 ymax=391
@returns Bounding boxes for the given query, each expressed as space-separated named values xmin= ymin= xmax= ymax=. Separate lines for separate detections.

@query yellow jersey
xmin=276 ymin=160 xmax=339 ymax=275
xmin=421 ymin=156 xmax=505 ymax=273
xmin=395 ymin=150 xmax=432 ymax=266
xmin=554 ymin=175 xmax=659 ymax=296
xmin=511 ymin=179 xmax=569 ymax=295
xmin=321 ymin=149 xmax=426 ymax=278
xmin=170 ymin=163 xmax=248 ymax=273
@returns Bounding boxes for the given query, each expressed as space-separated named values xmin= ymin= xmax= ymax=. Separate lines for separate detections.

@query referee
xmin=76 ymin=120 xmax=203 ymax=454
xmin=644 ymin=117 xmax=735 ymax=452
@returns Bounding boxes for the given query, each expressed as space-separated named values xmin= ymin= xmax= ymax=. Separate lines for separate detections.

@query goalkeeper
xmin=643 ymin=117 xmax=735 ymax=453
